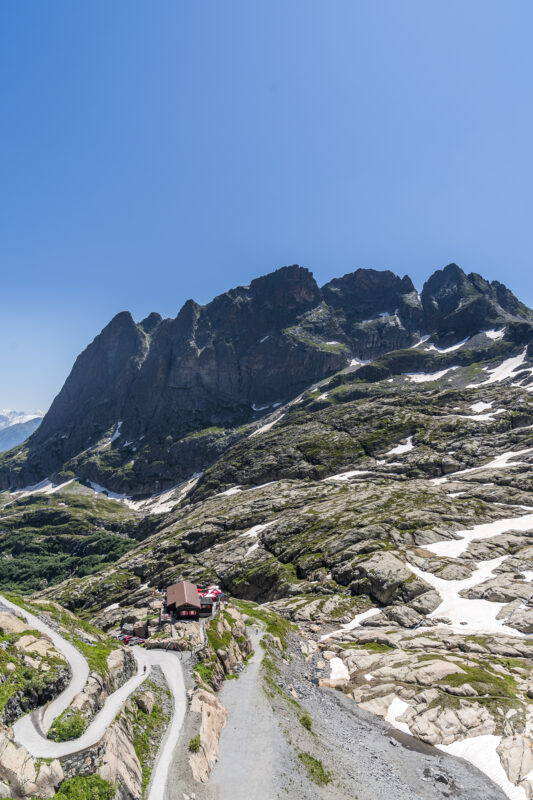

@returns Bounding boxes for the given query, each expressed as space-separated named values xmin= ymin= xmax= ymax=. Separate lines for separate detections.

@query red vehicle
xmin=124 ymin=635 xmax=145 ymax=646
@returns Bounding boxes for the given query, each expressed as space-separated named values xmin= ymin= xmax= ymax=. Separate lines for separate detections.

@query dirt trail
xmin=208 ymin=628 xmax=283 ymax=799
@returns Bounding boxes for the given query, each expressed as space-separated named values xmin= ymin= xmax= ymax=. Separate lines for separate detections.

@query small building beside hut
xmin=199 ymin=593 xmax=216 ymax=617
xmin=165 ymin=580 xmax=202 ymax=620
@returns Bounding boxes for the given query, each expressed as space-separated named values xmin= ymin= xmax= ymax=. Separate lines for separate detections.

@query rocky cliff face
xmin=0 ymin=263 xmax=531 ymax=494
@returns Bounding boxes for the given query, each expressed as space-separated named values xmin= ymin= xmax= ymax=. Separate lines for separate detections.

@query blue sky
xmin=1 ymin=1 xmax=532 ymax=409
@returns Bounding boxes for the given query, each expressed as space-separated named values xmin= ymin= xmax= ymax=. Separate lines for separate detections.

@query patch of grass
xmin=206 ymin=617 xmax=233 ymax=652
xmin=298 ymin=752 xmax=331 ymax=785
xmin=194 ymin=660 xmax=218 ymax=689
xmin=300 ymin=712 xmax=313 ymax=731
xmin=48 ymin=709 xmax=86 ymax=742
xmin=231 ymin=599 xmax=293 ymax=651
xmin=261 ymin=654 xmax=301 ymax=710
xmin=440 ymin=664 xmax=517 ymax=698
xmin=54 ymin=775 xmax=115 ymax=798
xmin=189 ymin=734 xmax=201 ymax=752
xmin=361 ymin=641 xmax=394 ymax=653
xmin=132 ymin=703 xmax=165 ymax=795
xmin=0 ymin=627 xmax=67 ymax=717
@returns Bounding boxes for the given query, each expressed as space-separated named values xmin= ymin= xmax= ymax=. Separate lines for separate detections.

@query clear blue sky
xmin=1 ymin=1 xmax=533 ymax=410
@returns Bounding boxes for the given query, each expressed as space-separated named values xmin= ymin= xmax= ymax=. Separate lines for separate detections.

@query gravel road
xmin=208 ymin=628 xmax=286 ymax=799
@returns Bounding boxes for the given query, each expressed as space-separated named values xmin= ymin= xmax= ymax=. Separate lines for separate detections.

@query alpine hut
xmin=166 ymin=580 xmax=202 ymax=620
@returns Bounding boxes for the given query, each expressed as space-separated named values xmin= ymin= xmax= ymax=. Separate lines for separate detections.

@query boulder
xmin=0 ymin=729 xmax=63 ymax=798
xmin=14 ymin=634 xmax=55 ymax=658
xmin=408 ymin=590 xmax=441 ymax=614
xmin=413 ymin=660 xmax=464 ymax=685
xmin=384 ymin=605 xmax=423 ymax=628
xmin=407 ymin=702 xmax=495 ymax=745
xmin=71 ymin=672 xmax=106 ymax=716
xmin=348 ymin=552 xmax=430 ymax=605
xmin=506 ymin=607 xmax=533 ymax=634
xmin=98 ymin=714 xmax=142 ymax=800
xmin=497 ymin=736 xmax=533 ymax=798
xmin=136 ymin=691 xmax=155 ymax=715
xmin=0 ymin=612 xmax=28 ymax=635
xmin=107 ymin=648 xmax=136 ymax=691
xmin=189 ymin=690 xmax=227 ymax=782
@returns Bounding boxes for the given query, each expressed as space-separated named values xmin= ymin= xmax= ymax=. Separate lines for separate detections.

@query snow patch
xmin=125 ymin=474 xmax=202 ymax=514
xmin=216 ymin=486 xmax=243 ymax=497
xmin=89 ymin=482 xmax=130 ymax=501
xmin=10 ymin=479 xmax=75 ymax=499
xmin=484 ymin=328 xmax=506 ymax=341
xmin=427 ymin=337 xmax=470 ymax=354
xmin=424 ymin=511 xmax=533 ymax=559
xmin=438 ymin=735 xmax=528 ymax=800
xmin=468 ymin=348 xmax=527 ymax=387
xmin=411 ymin=335 xmax=431 ymax=349
xmin=329 ymin=657 xmax=349 ymax=682
xmin=240 ymin=521 xmax=276 ymax=539
xmin=322 ymin=469 xmax=370 ymax=482
xmin=321 ymin=607 xmax=381 ymax=641
xmin=405 ymin=367 xmax=459 ymax=383
xmin=249 ymin=414 xmax=285 ymax=437
xmin=386 ymin=437 xmax=414 ymax=456
xmin=244 ymin=542 xmax=259 ymax=558
xmin=471 ymin=401 xmax=493 ymax=413
xmin=408 ymin=557 xmax=522 ymax=637
xmin=110 ymin=421 xmax=123 ymax=443
xmin=385 ymin=698 xmax=411 ymax=735
xmin=433 ymin=447 xmax=533 ymax=484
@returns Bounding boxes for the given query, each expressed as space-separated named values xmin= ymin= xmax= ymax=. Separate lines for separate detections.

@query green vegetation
xmin=194 ymin=659 xmax=218 ymax=688
xmin=298 ymin=752 xmax=331 ymax=785
xmin=189 ymin=734 xmax=201 ymax=752
xmin=299 ymin=711 xmax=313 ymax=731
xmin=206 ymin=615 xmax=233 ymax=652
xmin=231 ymin=600 xmax=292 ymax=651
xmin=131 ymin=701 xmax=167 ymax=796
xmin=53 ymin=775 xmax=115 ymax=799
xmin=261 ymin=650 xmax=301 ymax=710
xmin=0 ymin=628 xmax=66 ymax=716
xmin=3 ymin=595 xmax=117 ymax=676
xmin=49 ymin=709 xmax=87 ymax=742
xmin=0 ymin=489 xmax=137 ymax=593
xmin=361 ymin=641 xmax=395 ymax=653
xmin=440 ymin=663 xmax=517 ymax=698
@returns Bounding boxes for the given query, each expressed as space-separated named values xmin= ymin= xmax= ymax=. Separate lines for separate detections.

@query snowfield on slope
xmin=424 ymin=511 xmax=533 ymax=558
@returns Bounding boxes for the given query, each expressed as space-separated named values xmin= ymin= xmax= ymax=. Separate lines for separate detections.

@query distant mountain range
xmin=0 ymin=411 xmax=43 ymax=454
xmin=0 ymin=262 xmax=532 ymax=491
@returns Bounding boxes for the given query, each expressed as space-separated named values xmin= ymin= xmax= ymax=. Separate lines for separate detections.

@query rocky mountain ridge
xmin=0 ymin=262 xmax=531 ymax=494
xmin=1 ymin=262 xmax=533 ymax=798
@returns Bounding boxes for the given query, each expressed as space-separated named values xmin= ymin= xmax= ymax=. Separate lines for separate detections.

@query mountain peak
xmin=1 ymin=261 xmax=532 ymax=492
